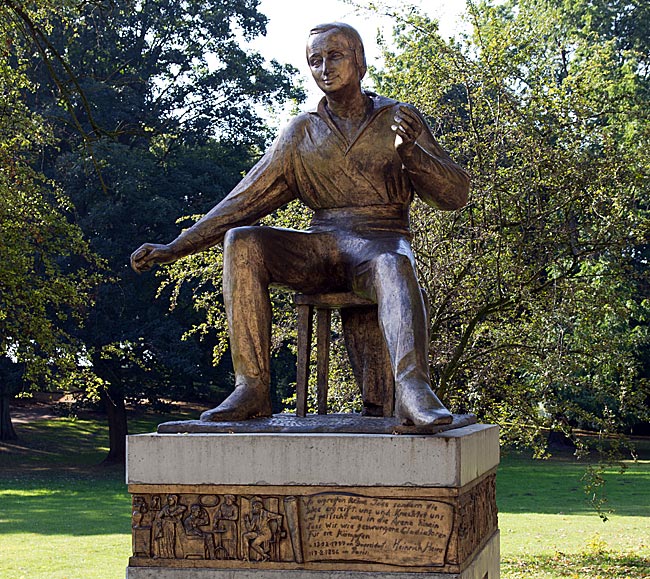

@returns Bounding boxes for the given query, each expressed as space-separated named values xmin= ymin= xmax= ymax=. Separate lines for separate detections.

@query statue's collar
xmin=311 ymin=91 xmax=398 ymax=118
xmin=310 ymin=92 xmax=399 ymax=152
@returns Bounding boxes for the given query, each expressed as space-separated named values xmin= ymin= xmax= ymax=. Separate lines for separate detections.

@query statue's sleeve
xmin=399 ymin=106 xmax=470 ymax=211
xmin=171 ymin=127 xmax=299 ymax=255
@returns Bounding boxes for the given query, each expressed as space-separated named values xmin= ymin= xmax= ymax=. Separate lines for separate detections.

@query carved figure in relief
xmin=131 ymin=496 xmax=152 ymax=558
xmin=153 ymin=494 xmax=187 ymax=559
xmin=184 ymin=503 xmax=210 ymax=536
xmin=132 ymin=496 xmax=148 ymax=528
xmin=241 ymin=497 xmax=283 ymax=562
xmin=182 ymin=503 xmax=212 ymax=559
xmin=214 ymin=494 xmax=239 ymax=559
xmin=130 ymin=22 xmax=470 ymax=428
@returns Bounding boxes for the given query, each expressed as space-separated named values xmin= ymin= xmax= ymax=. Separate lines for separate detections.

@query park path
xmin=9 ymin=405 xmax=60 ymax=424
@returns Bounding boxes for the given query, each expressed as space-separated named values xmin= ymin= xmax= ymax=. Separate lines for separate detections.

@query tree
xmin=21 ymin=0 xmax=303 ymax=461
xmin=368 ymin=0 xmax=649 ymax=452
xmin=0 ymin=6 xmax=102 ymax=439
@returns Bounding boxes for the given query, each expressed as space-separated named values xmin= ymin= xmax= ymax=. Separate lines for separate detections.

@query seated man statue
xmin=131 ymin=22 xmax=470 ymax=427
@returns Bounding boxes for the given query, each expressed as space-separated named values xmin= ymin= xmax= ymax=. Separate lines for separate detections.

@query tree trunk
xmin=0 ymin=395 xmax=18 ymax=441
xmin=547 ymin=429 xmax=576 ymax=451
xmin=101 ymin=383 xmax=128 ymax=465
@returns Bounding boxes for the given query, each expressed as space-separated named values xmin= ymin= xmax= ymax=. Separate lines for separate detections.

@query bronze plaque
xmin=128 ymin=472 xmax=498 ymax=573
xmin=300 ymin=494 xmax=454 ymax=566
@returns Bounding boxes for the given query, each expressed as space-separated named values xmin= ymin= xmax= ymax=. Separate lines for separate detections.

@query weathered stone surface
xmin=157 ymin=413 xmax=476 ymax=435
xmin=127 ymin=424 xmax=499 ymax=488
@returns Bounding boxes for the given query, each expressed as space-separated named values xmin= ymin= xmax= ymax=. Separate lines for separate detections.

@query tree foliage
xmin=370 ymin=0 xmax=649 ymax=450
xmin=0 ymin=2 xmax=102 ymax=440
xmin=3 ymin=0 xmax=303 ymax=455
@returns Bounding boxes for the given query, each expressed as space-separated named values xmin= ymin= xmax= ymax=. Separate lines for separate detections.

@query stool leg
xmin=296 ymin=304 xmax=313 ymax=417
xmin=316 ymin=308 xmax=331 ymax=415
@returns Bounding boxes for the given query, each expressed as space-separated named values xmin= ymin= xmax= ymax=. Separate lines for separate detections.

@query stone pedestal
xmin=126 ymin=423 xmax=499 ymax=578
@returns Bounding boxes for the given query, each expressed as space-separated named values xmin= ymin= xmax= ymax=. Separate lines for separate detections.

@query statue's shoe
xmin=200 ymin=384 xmax=272 ymax=422
xmin=396 ymin=381 xmax=453 ymax=427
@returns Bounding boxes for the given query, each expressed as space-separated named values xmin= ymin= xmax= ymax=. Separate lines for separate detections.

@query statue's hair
xmin=307 ymin=22 xmax=367 ymax=80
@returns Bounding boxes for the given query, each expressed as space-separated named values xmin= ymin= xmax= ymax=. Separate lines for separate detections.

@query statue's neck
xmin=325 ymin=83 xmax=369 ymax=118
xmin=325 ymin=88 xmax=371 ymax=141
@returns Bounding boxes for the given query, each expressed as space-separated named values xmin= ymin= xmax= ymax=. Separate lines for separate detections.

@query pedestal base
xmin=127 ymin=529 xmax=499 ymax=578
xmin=126 ymin=423 xmax=499 ymax=578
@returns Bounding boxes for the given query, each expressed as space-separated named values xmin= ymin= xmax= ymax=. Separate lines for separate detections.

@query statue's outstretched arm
xmin=131 ymin=131 xmax=297 ymax=273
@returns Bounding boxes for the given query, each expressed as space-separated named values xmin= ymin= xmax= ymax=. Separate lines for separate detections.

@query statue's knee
xmin=371 ymin=252 xmax=414 ymax=277
xmin=224 ymin=227 xmax=266 ymax=264
xmin=224 ymin=226 xmax=259 ymax=250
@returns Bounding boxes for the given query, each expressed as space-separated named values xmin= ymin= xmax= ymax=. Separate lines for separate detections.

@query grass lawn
xmin=0 ymin=469 xmax=129 ymax=579
xmin=0 ymin=408 xmax=649 ymax=579
xmin=0 ymin=409 xmax=178 ymax=579
xmin=498 ymin=454 xmax=650 ymax=578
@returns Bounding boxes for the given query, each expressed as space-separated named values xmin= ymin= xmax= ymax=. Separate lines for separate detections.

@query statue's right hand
xmin=130 ymin=243 xmax=176 ymax=273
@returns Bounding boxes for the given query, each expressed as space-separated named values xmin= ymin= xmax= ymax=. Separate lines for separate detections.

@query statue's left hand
xmin=392 ymin=106 xmax=423 ymax=153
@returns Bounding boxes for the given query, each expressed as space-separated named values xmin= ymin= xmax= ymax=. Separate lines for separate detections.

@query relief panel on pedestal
xmin=130 ymin=473 xmax=497 ymax=571
xmin=132 ymin=493 xmax=291 ymax=563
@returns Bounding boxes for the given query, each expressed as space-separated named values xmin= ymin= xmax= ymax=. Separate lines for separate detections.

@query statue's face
xmin=307 ymin=29 xmax=359 ymax=94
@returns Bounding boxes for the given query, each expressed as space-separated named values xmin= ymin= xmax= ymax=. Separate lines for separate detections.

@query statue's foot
xmin=200 ymin=381 xmax=272 ymax=422
xmin=396 ymin=381 xmax=453 ymax=427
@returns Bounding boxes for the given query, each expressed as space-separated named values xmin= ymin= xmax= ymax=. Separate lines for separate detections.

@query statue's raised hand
xmin=392 ymin=106 xmax=423 ymax=153
xmin=130 ymin=243 xmax=177 ymax=273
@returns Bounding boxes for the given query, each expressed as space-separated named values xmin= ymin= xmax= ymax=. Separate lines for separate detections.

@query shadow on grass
xmin=1 ymin=418 xmax=110 ymax=466
xmin=502 ymin=550 xmax=650 ymax=578
xmin=0 ymin=408 xmax=207 ymax=537
xmin=0 ymin=410 xmax=195 ymax=467
xmin=497 ymin=455 xmax=650 ymax=517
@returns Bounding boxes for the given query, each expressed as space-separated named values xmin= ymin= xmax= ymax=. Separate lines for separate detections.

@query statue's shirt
xmin=180 ymin=93 xmax=469 ymax=248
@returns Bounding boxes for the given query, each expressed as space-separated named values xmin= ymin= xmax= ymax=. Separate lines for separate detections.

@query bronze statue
xmin=131 ymin=23 xmax=470 ymax=427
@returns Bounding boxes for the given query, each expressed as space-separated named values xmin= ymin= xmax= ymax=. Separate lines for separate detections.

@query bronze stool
xmin=294 ymin=292 xmax=395 ymax=417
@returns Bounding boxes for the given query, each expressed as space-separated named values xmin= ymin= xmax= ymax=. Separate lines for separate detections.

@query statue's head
xmin=307 ymin=22 xmax=367 ymax=92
